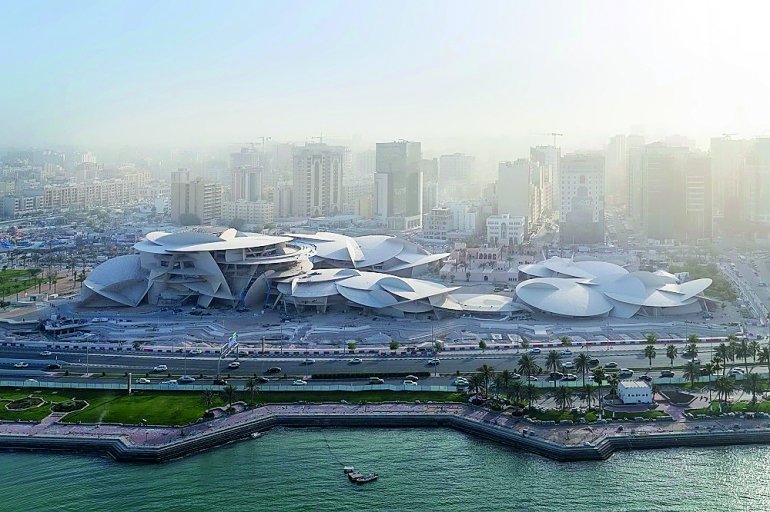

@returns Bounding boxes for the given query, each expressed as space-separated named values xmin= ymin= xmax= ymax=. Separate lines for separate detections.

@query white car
xmin=403 ymin=380 xmax=418 ymax=386
xmin=528 ymin=347 xmax=542 ymax=354
xmin=189 ymin=349 xmax=203 ymax=355
xmin=729 ymin=367 xmax=746 ymax=376
xmin=453 ymin=378 xmax=469 ymax=386
xmin=350 ymin=358 xmax=363 ymax=364
xmin=39 ymin=351 xmax=52 ymax=356
xmin=137 ymin=378 xmax=151 ymax=384
xmin=292 ymin=379 xmax=308 ymax=386
xmin=562 ymin=361 xmax=575 ymax=369
xmin=14 ymin=362 xmax=29 ymax=368
xmin=25 ymin=378 xmax=39 ymax=384
xmin=153 ymin=364 xmax=168 ymax=372
xmin=427 ymin=358 xmax=441 ymax=365
xmin=303 ymin=358 xmax=316 ymax=364
xmin=560 ymin=349 xmax=573 ymax=356
xmin=228 ymin=361 xmax=241 ymax=369
xmin=177 ymin=375 xmax=196 ymax=384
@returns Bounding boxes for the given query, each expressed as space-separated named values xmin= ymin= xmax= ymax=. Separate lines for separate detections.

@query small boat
xmin=348 ymin=471 xmax=379 ymax=484
xmin=343 ymin=466 xmax=356 ymax=474
xmin=250 ymin=432 xmax=263 ymax=439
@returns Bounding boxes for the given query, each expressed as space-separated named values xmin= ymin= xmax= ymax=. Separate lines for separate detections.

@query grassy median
xmin=1 ymin=388 xmax=466 ymax=426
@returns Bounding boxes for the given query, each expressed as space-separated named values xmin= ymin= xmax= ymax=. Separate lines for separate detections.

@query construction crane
xmin=234 ymin=136 xmax=271 ymax=152
xmin=548 ymin=132 xmax=563 ymax=147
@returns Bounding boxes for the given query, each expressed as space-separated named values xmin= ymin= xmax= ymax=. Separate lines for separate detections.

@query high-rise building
xmin=374 ymin=140 xmax=423 ymax=230
xmin=742 ymin=138 xmax=770 ymax=226
xmin=170 ymin=170 xmax=223 ymax=225
xmin=231 ymin=167 xmax=263 ymax=202
xmin=531 ymin=145 xmax=560 ymax=210
xmin=626 ymin=135 xmax=646 ymax=224
xmin=438 ymin=153 xmax=474 ymax=201
xmin=291 ymin=143 xmax=345 ymax=217
xmin=497 ymin=160 xmax=531 ymax=229
xmin=710 ymin=135 xmax=749 ymax=223
xmin=684 ymin=155 xmax=713 ymax=240
xmin=559 ymin=153 xmax=605 ymax=244
xmin=605 ymin=135 xmax=627 ymax=207
xmin=486 ymin=214 xmax=526 ymax=246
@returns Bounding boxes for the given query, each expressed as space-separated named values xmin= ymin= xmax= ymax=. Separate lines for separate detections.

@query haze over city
xmin=4 ymin=2 xmax=770 ymax=511
xmin=3 ymin=0 xmax=770 ymax=154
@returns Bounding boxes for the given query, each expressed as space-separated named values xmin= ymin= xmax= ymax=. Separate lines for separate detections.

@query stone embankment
xmin=1 ymin=403 xmax=770 ymax=463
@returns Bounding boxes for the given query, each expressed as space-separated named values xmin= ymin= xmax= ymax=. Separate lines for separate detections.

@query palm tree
xmin=244 ymin=377 xmax=257 ymax=403
xmin=687 ymin=334 xmax=700 ymax=346
xmin=743 ymin=373 xmax=763 ymax=404
xmin=468 ymin=374 xmax=484 ymax=395
xmin=715 ymin=343 xmax=729 ymax=375
xmin=520 ymin=338 xmax=530 ymax=353
xmin=477 ymin=364 xmax=495 ymax=395
xmin=644 ymin=344 xmax=657 ymax=368
xmin=201 ymin=389 xmax=216 ymax=409
xmin=666 ymin=344 xmax=678 ymax=367
xmin=560 ymin=336 xmax=572 ymax=347
xmin=584 ymin=383 xmax=595 ymax=409
xmin=555 ymin=386 xmax=573 ymax=411
xmin=575 ymin=352 xmax=590 ymax=389
xmin=737 ymin=338 xmax=750 ymax=372
xmin=749 ymin=340 xmax=760 ymax=364
xmin=221 ymin=384 xmax=237 ymax=412
xmin=517 ymin=353 xmax=540 ymax=385
xmin=645 ymin=332 xmax=658 ymax=346
xmin=702 ymin=362 xmax=715 ymax=399
xmin=714 ymin=376 xmax=736 ymax=406
xmin=758 ymin=345 xmax=770 ymax=381
xmin=683 ymin=360 xmax=700 ymax=388
xmin=727 ymin=338 xmax=739 ymax=363
xmin=685 ymin=342 xmax=698 ymax=359
xmin=508 ymin=380 xmax=523 ymax=404
xmin=525 ymin=384 xmax=539 ymax=408
xmin=545 ymin=350 xmax=562 ymax=390
xmin=499 ymin=369 xmax=513 ymax=396
xmin=592 ymin=367 xmax=606 ymax=416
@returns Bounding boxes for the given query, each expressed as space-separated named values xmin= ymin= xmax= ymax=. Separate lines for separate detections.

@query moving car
xmin=369 ymin=377 xmax=385 ymax=384
xmin=39 ymin=351 xmax=52 ymax=356
xmin=453 ymin=377 xmax=469 ymax=386
xmin=605 ymin=362 xmax=618 ymax=369
xmin=189 ymin=349 xmax=203 ymax=355
xmin=618 ymin=368 xmax=634 ymax=378
xmin=403 ymin=380 xmax=418 ymax=386
xmin=292 ymin=379 xmax=308 ymax=386
xmin=427 ymin=358 xmax=441 ymax=365
xmin=660 ymin=370 xmax=675 ymax=378
xmin=404 ymin=375 xmax=419 ymax=381
xmin=14 ymin=362 xmax=29 ymax=368
xmin=137 ymin=378 xmax=151 ymax=384
xmin=562 ymin=361 xmax=575 ymax=370
xmin=303 ymin=358 xmax=316 ymax=365
xmin=560 ymin=349 xmax=573 ymax=356
xmin=213 ymin=378 xmax=228 ymax=385
xmin=350 ymin=358 xmax=363 ymax=364
xmin=266 ymin=366 xmax=282 ymax=374
xmin=153 ymin=364 xmax=168 ymax=372
xmin=46 ymin=363 xmax=63 ymax=370
xmin=256 ymin=376 xmax=270 ymax=383
xmin=562 ymin=374 xmax=578 ymax=381
xmin=528 ymin=347 xmax=542 ymax=354
xmin=177 ymin=375 xmax=196 ymax=384
xmin=228 ymin=361 xmax=241 ymax=369
xmin=638 ymin=375 xmax=653 ymax=383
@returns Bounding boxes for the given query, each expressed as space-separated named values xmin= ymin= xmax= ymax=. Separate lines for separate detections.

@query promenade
xmin=3 ymin=402 xmax=770 ymax=463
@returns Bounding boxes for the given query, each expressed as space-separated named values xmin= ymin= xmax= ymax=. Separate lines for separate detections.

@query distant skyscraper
xmin=605 ymin=135 xmax=627 ymax=207
xmin=559 ymin=153 xmax=605 ymax=244
xmin=742 ymin=138 xmax=770 ymax=226
xmin=291 ymin=143 xmax=345 ymax=217
xmin=231 ymin=167 xmax=263 ymax=202
xmin=497 ymin=160 xmax=532 ymax=229
xmin=530 ymin=145 xmax=560 ymax=210
xmin=374 ymin=140 xmax=423 ymax=230
xmin=438 ymin=153 xmax=475 ymax=202
xmin=170 ymin=170 xmax=223 ymax=225
xmin=710 ymin=135 xmax=748 ymax=223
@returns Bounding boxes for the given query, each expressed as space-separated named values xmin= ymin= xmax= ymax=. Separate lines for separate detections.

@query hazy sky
xmin=3 ymin=0 xmax=770 ymax=152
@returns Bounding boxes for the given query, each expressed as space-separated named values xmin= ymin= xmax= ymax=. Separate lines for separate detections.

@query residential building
xmin=231 ymin=166 xmax=263 ymax=202
xmin=497 ymin=159 xmax=532 ymax=229
xmin=531 ymin=145 xmax=560 ymax=210
xmin=170 ymin=171 xmax=223 ymax=225
xmin=374 ymin=140 xmax=423 ymax=230
xmin=221 ymin=200 xmax=274 ymax=228
xmin=291 ymin=143 xmax=345 ymax=217
xmin=423 ymin=207 xmax=452 ymax=241
xmin=559 ymin=152 xmax=605 ymax=244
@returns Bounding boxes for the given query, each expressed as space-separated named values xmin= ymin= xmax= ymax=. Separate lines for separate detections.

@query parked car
xmin=227 ymin=361 xmax=241 ymax=369
xmin=292 ymin=379 xmax=308 ymax=386
xmin=153 ymin=364 xmax=168 ymax=372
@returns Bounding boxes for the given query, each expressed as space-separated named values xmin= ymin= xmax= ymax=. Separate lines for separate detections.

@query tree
xmin=749 ymin=340 xmax=760 ymax=363
xmin=714 ymin=376 xmax=736 ymax=406
xmin=477 ymin=364 xmax=495 ymax=395
xmin=347 ymin=341 xmax=357 ymax=352
xmin=685 ymin=342 xmax=698 ymax=359
xmin=508 ymin=380 xmax=523 ymax=404
xmin=607 ymin=373 xmax=620 ymax=398
xmin=683 ymin=360 xmax=700 ymax=388
xmin=555 ymin=386 xmax=573 ymax=411
xmin=736 ymin=338 xmax=750 ymax=372
xmin=743 ymin=373 xmax=763 ymax=404
xmin=478 ymin=340 xmax=487 ymax=351
xmin=575 ymin=352 xmax=590 ymax=389
xmin=499 ymin=369 xmax=513 ymax=396
xmin=727 ymin=337 xmax=739 ymax=363
xmin=389 ymin=340 xmax=401 ymax=351
xmin=560 ymin=336 xmax=572 ymax=347
xmin=221 ymin=384 xmax=237 ymax=412
xmin=132 ymin=341 xmax=142 ymax=351
xmin=244 ymin=377 xmax=257 ymax=403
xmin=517 ymin=354 xmax=540 ymax=406
xmin=433 ymin=341 xmax=443 ymax=353
xmin=702 ymin=362 xmax=716 ymax=398
xmin=584 ymin=383 xmax=595 ymax=409
xmin=687 ymin=334 xmax=700 ymax=346
xmin=592 ymin=368 xmax=606 ymax=416
xmin=715 ymin=343 xmax=729 ymax=375
xmin=545 ymin=350 xmax=562 ymax=390
xmin=201 ymin=390 xmax=215 ymax=409
xmin=644 ymin=344 xmax=657 ymax=368
xmin=468 ymin=374 xmax=484 ymax=394
xmin=525 ymin=384 xmax=539 ymax=408
xmin=758 ymin=345 xmax=770 ymax=381
xmin=666 ymin=344 xmax=678 ymax=367
xmin=520 ymin=338 xmax=530 ymax=352
xmin=645 ymin=333 xmax=658 ymax=346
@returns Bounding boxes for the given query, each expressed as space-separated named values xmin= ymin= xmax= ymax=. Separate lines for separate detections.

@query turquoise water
xmin=2 ymin=428 xmax=769 ymax=511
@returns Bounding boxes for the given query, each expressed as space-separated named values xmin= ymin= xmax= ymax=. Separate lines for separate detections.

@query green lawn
xmin=0 ymin=388 xmax=466 ymax=426
xmin=0 ymin=268 xmax=44 ymax=298
xmin=669 ymin=263 xmax=737 ymax=302
xmin=689 ymin=401 xmax=770 ymax=416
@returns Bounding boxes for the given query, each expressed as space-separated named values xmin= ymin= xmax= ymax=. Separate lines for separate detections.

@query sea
xmin=2 ymin=427 xmax=769 ymax=512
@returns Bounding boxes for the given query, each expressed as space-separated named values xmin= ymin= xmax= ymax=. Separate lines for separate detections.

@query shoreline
xmin=2 ymin=403 xmax=770 ymax=463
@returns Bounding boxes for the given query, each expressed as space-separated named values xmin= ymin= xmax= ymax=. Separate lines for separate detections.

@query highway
xmin=0 ymin=341 xmax=744 ymax=385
